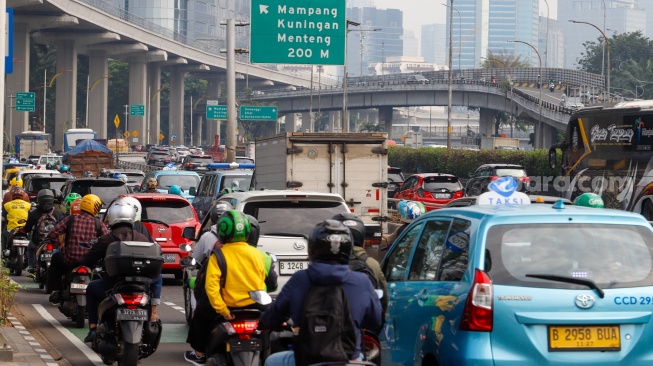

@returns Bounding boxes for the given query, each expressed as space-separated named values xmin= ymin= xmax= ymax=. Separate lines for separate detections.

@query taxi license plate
xmin=435 ymin=193 xmax=450 ymax=199
xmin=116 ymin=308 xmax=148 ymax=321
xmin=548 ymin=325 xmax=620 ymax=351
xmin=40 ymin=253 xmax=52 ymax=261
xmin=279 ymin=261 xmax=309 ymax=275
xmin=163 ymin=254 xmax=177 ymax=263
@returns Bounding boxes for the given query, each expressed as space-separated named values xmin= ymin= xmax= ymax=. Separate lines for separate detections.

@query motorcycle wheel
xmin=119 ymin=342 xmax=139 ymax=366
xmin=184 ymin=285 xmax=193 ymax=324
xmin=13 ymin=254 xmax=23 ymax=276
xmin=75 ymin=305 xmax=85 ymax=328
xmin=45 ymin=277 xmax=52 ymax=294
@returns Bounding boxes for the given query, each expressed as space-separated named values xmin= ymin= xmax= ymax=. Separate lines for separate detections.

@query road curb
xmin=1 ymin=311 xmax=59 ymax=366
xmin=0 ymin=326 xmax=13 ymax=361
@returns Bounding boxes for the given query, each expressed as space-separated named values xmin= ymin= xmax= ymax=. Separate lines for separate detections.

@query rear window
xmin=487 ymin=224 xmax=653 ymax=289
xmin=141 ymin=200 xmax=195 ymax=223
xmin=28 ymin=178 xmax=70 ymax=192
xmin=122 ymin=173 xmax=145 ymax=184
xmin=494 ymin=168 xmax=526 ymax=177
xmin=423 ymin=176 xmax=461 ymax=192
xmin=189 ymin=156 xmax=214 ymax=163
xmin=71 ymin=181 xmax=129 ymax=206
xmin=243 ymin=200 xmax=347 ymax=237
xmin=151 ymin=152 xmax=169 ymax=157
xmin=220 ymin=176 xmax=252 ymax=192
xmin=158 ymin=175 xmax=200 ymax=191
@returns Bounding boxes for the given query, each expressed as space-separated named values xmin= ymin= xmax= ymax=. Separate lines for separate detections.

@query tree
xmin=480 ymin=51 xmax=531 ymax=69
xmin=359 ymin=121 xmax=384 ymax=132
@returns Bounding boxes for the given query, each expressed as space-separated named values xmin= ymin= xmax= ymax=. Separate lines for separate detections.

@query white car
xmin=203 ymin=190 xmax=350 ymax=295
xmin=36 ymin=154 xmax=62 ymax=169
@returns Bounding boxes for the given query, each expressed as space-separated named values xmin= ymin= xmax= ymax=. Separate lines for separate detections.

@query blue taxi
xmin=381 ymin=177 xmax=653 ymax=365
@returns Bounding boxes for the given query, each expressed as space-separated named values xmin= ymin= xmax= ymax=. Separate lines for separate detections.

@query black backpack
xmin=349 ymin=252 xmax=378 ymax=289
xmin=193 ymin=247 xmax=227 ymax=304
xmin=64 ymin=214 xmax=103 ymax=248
xmin=293 ymin=277 xmax=357 ymax=366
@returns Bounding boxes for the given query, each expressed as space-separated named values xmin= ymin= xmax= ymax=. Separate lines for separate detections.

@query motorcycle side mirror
xmin=375 ymin=289 xmax=384 ymax=299
xmin=179 ymin=256 xmax=196 ymax=267
xmin=249 ymin=290 xmax=272 ymax=305
xmin=189 ymin=187 xmax=197 ymax=196
xmin=179 ymin=243 xmax=192 ymax=252
xmin=269 ymin=253 xmax=278 ymax=263
xmin=182 ymin=227 xmax=196 ymax=240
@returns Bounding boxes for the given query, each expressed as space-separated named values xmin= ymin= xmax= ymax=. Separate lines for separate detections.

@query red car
xmin=109 ymin=194 xmax=199 ymax=279
xmin=393 ymin=173 xmax=464 ymax=210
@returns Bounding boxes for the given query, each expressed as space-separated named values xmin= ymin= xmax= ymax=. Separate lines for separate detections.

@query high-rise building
xmin=445 ymin=0 xmax=539 ymax=69
xmin=538 ymin=17 xmax=565 ymax=68
xmin=403 ymin=30 xmax=419 ymax=57
xmin=558 ymin=0 xmax=646 ymax=69
xmin=421 ymin=23 xmax=446 ymax=65
xmin=346 ymin=7 xmax=404 ymax=76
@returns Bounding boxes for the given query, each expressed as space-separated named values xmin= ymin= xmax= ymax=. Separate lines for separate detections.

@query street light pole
xmin=509 ymin=40 xmax=542 ymax=148
xmin=343 ymin=20 xmax=361 ymax=133
xmin=570 ymin=20 xmax=610 ymax=100
xmin=446 ymin=0 xmax=454 ymax=148
xmin=601 ymin=0 xmax=606 ymax=81
xmin=543 ymin=0 xmax=549 ymax=68
xmin=442 ymin=3 xmax=462 ymax=71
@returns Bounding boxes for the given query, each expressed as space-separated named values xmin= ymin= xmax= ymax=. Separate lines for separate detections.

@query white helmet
xmin=105 ymin=201 xmax=136 ymax=228
xmin=114 ymin=196 xmax=142 ymax=222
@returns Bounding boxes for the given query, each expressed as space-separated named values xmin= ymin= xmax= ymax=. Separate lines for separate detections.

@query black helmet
xmin=308 ymin=220 xmax=353 ymax=265
xmin=331 ymin=212 xmax=365 ymax=247
xmin=210 ymin=202 xmax=234 ymax=225
xmin=217 ymin=210 xmax=251 ymax=244
xmin=99 ymin=168 xmax=108 ymax=177
xmin=37 ymin=189 xmax=55 ymax=207
xmin=245 ymin=214 xmax=260 ymax=247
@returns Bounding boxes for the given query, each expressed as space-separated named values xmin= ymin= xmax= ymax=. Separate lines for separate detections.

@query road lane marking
xmin=164 ymin=302 xmax=176 ymax=306
xmin=32 ymin=304 xmax=105 ymax=366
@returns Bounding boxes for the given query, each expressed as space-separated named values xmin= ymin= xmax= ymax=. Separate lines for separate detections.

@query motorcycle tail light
xmin=224 ymin=320 xmax=259 ymax=335
xmin=46 ymin=244 xmax=53 ymax=251
xmin=114 ymin=293 xmax=149 ymax=307
xmin=76 ymin=267 xmax=89 ymax=274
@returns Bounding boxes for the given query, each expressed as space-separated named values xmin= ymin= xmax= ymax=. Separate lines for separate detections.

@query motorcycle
xmin=206 ymin=290 xmax=272 ymax=366
xmin=58 ymin=264 xmax=93 ymax=328
xmin=92 ymin=241 xmax=163 ymax=366
xmin=549 ymin=82 xmax=555 ymax=92
xmin=34 ymin=242 xmax=54 ymax=292
xmin=4 ymin=227 xmax=29 ymax=276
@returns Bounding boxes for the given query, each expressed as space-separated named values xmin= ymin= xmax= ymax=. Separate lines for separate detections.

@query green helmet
xmin=65 ymin=193 xmax=83 ymax=212
xmin=217 ymin=210 xmax=251 ymax=244
xmin=574 ymin=193 xmax=604 ymax=208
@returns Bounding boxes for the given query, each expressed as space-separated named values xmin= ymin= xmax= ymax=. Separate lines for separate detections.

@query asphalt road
xmin=515 ymin=86 xmax=566 ymax=106
xmin=11 ymin=272 xmax=190 ymax=366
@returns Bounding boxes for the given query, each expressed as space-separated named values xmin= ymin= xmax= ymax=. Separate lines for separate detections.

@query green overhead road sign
xmin=207 ymin=105 xmax=227 ymax=120
xmin=240 ymin=106 xmax=278 ymax=121
xmin=250 ymin=0 xmax=346 ymax=65
xmin=15 ymin=92 xmax=35 ymax=112
xmin=130 ymin=104 xmax=145 ymax=116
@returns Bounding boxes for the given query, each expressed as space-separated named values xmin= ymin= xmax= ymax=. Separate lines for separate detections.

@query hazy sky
xmin=373 ymin=0 xmax=558 ymax=42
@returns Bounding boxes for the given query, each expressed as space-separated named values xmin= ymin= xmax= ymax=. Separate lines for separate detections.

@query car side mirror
xmin=179 ymin=256 xmax=196 ymax=268
xmin=468 ymin=173 xmax=474 ymax=178
xmin=189 ymin=187 xmax=196 ymax=196
xmin=182 ymin=226 xmax=196 ymax=240
xmin=1 ymin=180 xmax=8 ymax=190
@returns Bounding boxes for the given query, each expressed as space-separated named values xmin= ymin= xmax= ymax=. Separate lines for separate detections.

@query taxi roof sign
xmin=477 ymin=177 xmax=530 ymax=206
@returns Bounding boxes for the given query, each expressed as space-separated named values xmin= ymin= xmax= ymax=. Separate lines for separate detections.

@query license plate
xmin=116 ymin=308 xmax=148 ymax=321
xmin=40 ymin=253 xmax=52 ymax=261
xmin=163 ymin=254 xmax=177 ymax=263
xmin=548 ymin=325 xmax=620 ymax=351
xmin=13 ymin=240 xmax=29 ymax=247
xmin=435 ymin=194 xmax=451 ymax=199
xmin=70 ymin=283 xmax=88 ymax=290
xmin=278 ymin=261 xmax=309 ymax=275
xmin=228 ymin=338 xmax=261 ymax=352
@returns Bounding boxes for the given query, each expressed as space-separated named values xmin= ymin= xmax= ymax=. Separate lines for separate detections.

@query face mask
xmin=39 ymin=203 xmax=53 ymax=213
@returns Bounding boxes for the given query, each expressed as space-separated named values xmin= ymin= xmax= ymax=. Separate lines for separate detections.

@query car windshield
xmin=157 ymin=175 xmax=199 ymax=191
xmin=243 ymin=200 xmax=347 ymax=237
xmin=141 ymin=200 xmax=195 ymax=224
xmin=29 ymin=179 xmax=70 ymax=192
xmin=487 ymin=224 xmax=653 ymax=289
xmin=71 ymin=181 xmax=129 ymax=206
xmin=495 ymin=168 xmax=526 ymax=177
xmin=220 ymin=175 xmax=253 ymax=192
xmin=423 ymin=176 xmax=461 ymax=192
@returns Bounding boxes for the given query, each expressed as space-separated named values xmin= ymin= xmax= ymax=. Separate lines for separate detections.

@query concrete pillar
xmin=479 ymin=108 xmax=496 ymax=137
xmin=196 ymin=115 xmax=203 ymax=146
xmin=301 ymin=113 xmax=311 ymax=132
xmin=541 ymin=123 xmax=559 ymax=148
xmin=147 ymin=63 xmax=161 ymax=146
xmin=169 ymin=69 xmax=185 ymax=146
xmin=6 ymin=23 xmax=30 ymax=144
xmin=328 ymin=112 xmax=336 ymax=132
xmin=205 ymin=79 xmax=222 ymax=148
xmin=285 ymin=113 xmax=297 ymax=133
xmin=54 ymin=40 xmax=78 ymax=149
xmin=378 ymin=107 xmax=393 ymax=139
xmin=88 ymin=50 xmax=108 ymax=139
xmin=128 ymin=61 xmax=147 ymax=145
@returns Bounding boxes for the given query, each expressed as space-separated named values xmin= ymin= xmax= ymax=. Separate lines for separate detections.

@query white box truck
xmin=480 ymin=136 xmax=520 ymax=150
xmin=254 ymin=132 xmax=388 ymax=249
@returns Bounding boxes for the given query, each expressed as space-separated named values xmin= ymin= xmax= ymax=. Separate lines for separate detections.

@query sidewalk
xmin=0 ymin=314 xmax=58 ymax=366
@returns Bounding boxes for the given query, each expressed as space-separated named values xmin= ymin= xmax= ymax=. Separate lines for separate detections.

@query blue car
xmin=381 ymin=180 xmax=653 ymax=365
xmin=140 ymin=170 xmax=201 ymax=203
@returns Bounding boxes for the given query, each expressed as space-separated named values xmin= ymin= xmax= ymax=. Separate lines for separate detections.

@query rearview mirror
xmin=249 ymin=290 xmax=272 ymax=305
xmin=182 ymin=227 xmax=196 ymax=240
xmin=179 ymin=256 xmax=196 ymax=267
xmin=189 ymin=187 xmax=196 ymax=196
xmin=179 ymin=243 xmax=192 ymax=252
xmin=468 ymin=173 xmax=474 ymax=178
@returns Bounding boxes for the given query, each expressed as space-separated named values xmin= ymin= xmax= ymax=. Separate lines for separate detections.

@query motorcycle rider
xmin=331 ymin=212 xmax=388 ymax=317
xmin=259 ymin=220 xmax=382 ymax=366
xmin=383 ymin=200 xmax=425 ymax=247
xmin=169 ymin=185 xmax=182 ymax=195
xmin=184 ymin=210 xmax=270 ymax=366
xmin=47 ymin=194 xmax=108 ymax=303
xmin=82 ymin=201 xmax=162 ymax=343
xmin=245 ymin=214 xmax=278 ymax=292
xmin=191 ymin=202 xmax=233 ymax=264
xmin=24 ymin=189 xmax=64 ymax=273
xmin=2 ymin=187 xmax=31 ymax=258
xmin=144 ymin=178 xmax=159 ymax=193
xmin=60 ymin=193 xmax=82 ymax=217
xmin=2 ymin=177 xmax=24 ymax=204
xmin=111 ymin=195 xmax=154 ymax=240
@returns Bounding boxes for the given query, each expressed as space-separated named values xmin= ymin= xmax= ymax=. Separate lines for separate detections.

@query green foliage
xmin=0 ymin=265 xmax=21 ymax=325
xmin=480 ymin=51 xmax=532 ymax=69
xmin=388 ymin=146 xmax=558 ymax=178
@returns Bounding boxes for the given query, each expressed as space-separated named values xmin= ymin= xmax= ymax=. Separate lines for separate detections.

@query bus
xmin=549 ymin=99 xmax=653 ymax=219
xmin=63 ymin=128 xmax=97 ymax=152
xmin=15 ymin=131 xmax=51 ymax=157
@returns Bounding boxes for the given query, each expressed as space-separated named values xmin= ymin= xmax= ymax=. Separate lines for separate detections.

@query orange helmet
xmin=70 ymin=199 xmax=82 ymax=215
xmin=10 ymin=187 xmax=29 ymax=202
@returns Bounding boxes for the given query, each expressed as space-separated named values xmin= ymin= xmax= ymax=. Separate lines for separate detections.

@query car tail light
xmin=186 ymin=163 xmax=192 ymax=167
xmin=114 ymin=293 xmax=149 ymax=308
xmin=46 ymin=244 xmax=53 ymax=251
xmin=364 ymin=237 xmax=381 ymax=247
xmin=453 ymin=191 xmax=464 ymax=199
xmin=224 ymin=320 xmax=259 ymax=335
xmin=489 ymin=176 xmax=500 ymax=182
xmin=166 ymin=157 xmax=171 ymax=162
xmin=149 ymin=157 xmax=154 ymax=160
xmin=460 ymin=269 xmax=493 ymax=332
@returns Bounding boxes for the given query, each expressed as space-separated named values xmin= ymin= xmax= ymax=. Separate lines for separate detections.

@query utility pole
xmin=447 ymin=0 xmax=454 ymax=148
